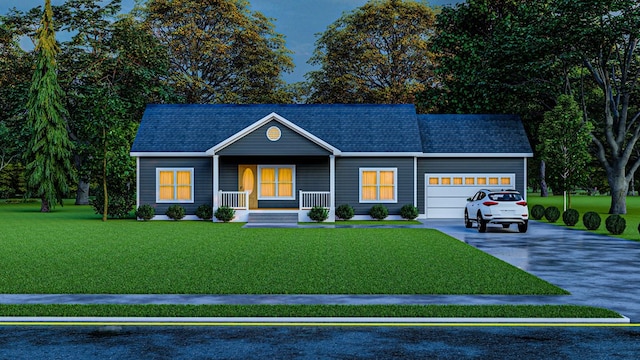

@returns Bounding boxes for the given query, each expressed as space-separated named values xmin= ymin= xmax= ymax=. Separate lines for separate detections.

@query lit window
xmin=477 ymin=178 xmax=487 ymax=185
xmin=465 ymin=178 xmax=475 ymax=185
xmin=360 ymin=168 xmax=397 ymax=203
xmin=442 ymin=178 xmax=451 ymax=185
xmin=156 ymin=168 xmax=194 ymax=203
xmin=258 ymin=165 xmax=295 ymax=199
xmin=429 ymin=177 xmax=439 ymax=185
xmin=453 ymin=177 xmax=463 ymax=185
xmin=489 ymin=177 xmax=499 ymax=185
xmin=501 ymin=177 xmax=511 ymax=185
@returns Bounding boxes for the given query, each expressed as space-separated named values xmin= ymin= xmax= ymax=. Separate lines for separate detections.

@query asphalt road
xmin=2 ymin=325 xmax=639 ymax=359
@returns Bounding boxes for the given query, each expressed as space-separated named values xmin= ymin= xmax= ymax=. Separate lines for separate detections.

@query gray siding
xmin=335 ymin=157 xmax=415 ymax=215
xmin=416 ymin=158 xmax=526 ymax=213
xmin=219 ymin=156 xmax=330 ymax=208
xmin=138 ymin=157 xmax=213 ymax=214
xmin=217 ymin=120 xmax=331 ymax=156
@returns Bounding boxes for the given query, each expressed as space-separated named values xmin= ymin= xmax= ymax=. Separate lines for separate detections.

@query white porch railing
xmin=219 ymin=191 xmax=249 ymax=210
xmin=299 ymin=191 xmax=331 ymax=210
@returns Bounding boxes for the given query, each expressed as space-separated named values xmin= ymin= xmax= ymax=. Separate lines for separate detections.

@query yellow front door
xmin=238 ymin=165 xmax=258 ymax=209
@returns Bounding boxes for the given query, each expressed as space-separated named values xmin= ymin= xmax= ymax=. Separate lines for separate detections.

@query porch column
xmin=329 ymin=155 xmax=336 ymax=221
xmin=213 ymin=155 xmax=219 ymax=212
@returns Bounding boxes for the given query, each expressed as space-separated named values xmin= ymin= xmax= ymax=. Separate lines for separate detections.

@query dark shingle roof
xmin=131 ymin=104 xmax=424 ymax=153
xmin=417 ymin=114 xmax=532 ymax=154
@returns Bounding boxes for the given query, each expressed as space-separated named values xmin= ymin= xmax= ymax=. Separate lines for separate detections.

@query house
xmin=130 ymin=104 xmax=533 ymax=221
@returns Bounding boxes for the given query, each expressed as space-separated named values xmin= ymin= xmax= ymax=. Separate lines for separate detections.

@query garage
xmin=424 ymin=173 xmax=515 ymax=218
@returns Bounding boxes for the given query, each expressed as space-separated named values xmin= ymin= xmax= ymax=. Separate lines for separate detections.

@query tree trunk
xmin=40 ymin=196 xmax=50 ymax=213
xmin=74 ymin=154 xmax=90 ymax=205
xmin=102 ymin=127 xmax=108 ymax=222
xmin=608 ymin=169 xmax=628 ymax=214
xmin=540 ymin=160 xmax=548 ymax=197
xmin=75 ymin=178 xmax=90 ymax=205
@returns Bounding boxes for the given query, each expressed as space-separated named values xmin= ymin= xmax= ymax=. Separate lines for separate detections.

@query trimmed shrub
xmin=308 ymin=206 xmax=329 ymax=222
xmin=562 ymin=209 xmax=580 ymax=227
xmin=135 ymin=204 xmax=155 ymax=221
xmin=400 ymin=204 xmax=419 ymax=220
xmin=544 ymin=206 xmax=560 ymax=223
xmin=91 ymin=185 xmax=136 ymax=219
xmin=214 ymin=206 xmax=235 ymax=222
xmin=605 ymin=215 xmax=626 ymax=235
xmin=165 ymin=204 xmax=186 ymax=220
xmin=530 ymin=205 xmax=545 ymax=220
xmin=369 ymin=204 xmax=388 ymax=220
xmin=583 ymin=211 xmax=601 ymax=230
xmin=335 ymin=204 xmax=355 ymax=220
xmin=195 ymin=204 xmax=213 ymax=220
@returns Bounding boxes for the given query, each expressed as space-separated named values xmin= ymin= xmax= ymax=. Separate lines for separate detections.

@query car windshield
xmin=488 ymin=192 xmax=522 ymax=201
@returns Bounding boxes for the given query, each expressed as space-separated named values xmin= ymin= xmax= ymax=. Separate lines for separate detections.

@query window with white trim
xmin=359 ymin=168 xmax=397 ymax=203
xmin=156 ymin=168 xmax=194 ymax=203
xmin=258 ymin=165 xmax=295 ymax=200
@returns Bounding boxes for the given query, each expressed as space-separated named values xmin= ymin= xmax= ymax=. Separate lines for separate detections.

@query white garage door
xmin=425 ymin=174 xmax=515 ymax=218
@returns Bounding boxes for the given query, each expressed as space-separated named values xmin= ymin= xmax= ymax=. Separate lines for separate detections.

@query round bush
xmin=583 ymin=211 xmax=601 ymax=230
xmin=544 ymin=206 xmax=560 ymax=223
xmin=400 ymin=204 xmax=419 ymax=220
xmin=369 ymin=204 xmax=388 ymax=220
xmin=195 ymin=204 xmax=213 ymax=220
xmin=605 ymin=214 xmax=626 ymax=235
xmin=335 ymin=204 xmax=355 ymax=220
xmin=214 ymin=206 xmax=235 ymax=222
xmin=530 ymin=205 xmax=545 ymax=220
xmin=308 ymin=206 xmax=329 ymax=222
xmin=135 ymin=204 xmax=155 ymax=221
xmin=165 ymin=204 xmax=186 ymax=220
xmin=562 ymin=209 xmax=580 ymax=226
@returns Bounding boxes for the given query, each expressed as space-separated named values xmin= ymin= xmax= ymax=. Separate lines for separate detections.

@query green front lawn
xmin=527 ymin=193 xmax=640 ymax=241
xmin=4 ymin=200 xmax=619 ymax=319
xmin=0 ymin=304 xmax=622 ymax=319
xmin=0 ymin=201 xmax=564 ymax=295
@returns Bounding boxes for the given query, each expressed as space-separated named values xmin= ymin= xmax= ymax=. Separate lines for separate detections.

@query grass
xmin=527 ymin=193 xmax=640 ymax=241
xmin=0 ymin=201 xmax=564 ymax=295
xmin=0 ymin=304 xmax=622 ymax=319
xmin=300 ymin=220 xmax=423 ymax=225
xmin=1 ymin=200 xmax=622 ymax=319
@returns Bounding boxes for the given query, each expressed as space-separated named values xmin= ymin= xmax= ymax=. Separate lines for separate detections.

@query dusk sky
xmin=1 ymin=0 xmax=461 ymax=83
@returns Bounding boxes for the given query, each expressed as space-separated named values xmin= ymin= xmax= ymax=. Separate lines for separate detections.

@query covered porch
xmin=212 ymin=155 xmax=336 ymax=222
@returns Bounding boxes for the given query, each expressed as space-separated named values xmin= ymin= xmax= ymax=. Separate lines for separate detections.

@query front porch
xmin=217 ymin=190 xmax=334 ymax=222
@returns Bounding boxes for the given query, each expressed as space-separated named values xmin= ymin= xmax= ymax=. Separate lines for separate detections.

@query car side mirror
xmin=467 ymin=197 xmax=472 ymax=202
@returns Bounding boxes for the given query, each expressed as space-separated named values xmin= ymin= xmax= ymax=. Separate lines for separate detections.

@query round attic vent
xmin=266 ymin=126 xmax=281 ymax=141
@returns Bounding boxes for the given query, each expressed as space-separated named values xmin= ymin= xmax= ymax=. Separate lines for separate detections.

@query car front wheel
xmin=464 ymin=211 xmax=473 ymax=228
xmin=477 ymin=213 xmax=487 ymax=233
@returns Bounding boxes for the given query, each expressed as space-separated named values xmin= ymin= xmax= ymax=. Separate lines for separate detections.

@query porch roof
xmin=131 ymin=104 xmax=424 ymax=154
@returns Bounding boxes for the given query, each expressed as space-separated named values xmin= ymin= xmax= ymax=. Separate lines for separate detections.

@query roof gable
xmin=213 ymin=115 xmax=335 ymax=156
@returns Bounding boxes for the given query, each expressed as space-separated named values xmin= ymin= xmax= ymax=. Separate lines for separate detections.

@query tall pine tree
xmin=24 ymin=0 xmax=75 ymax=212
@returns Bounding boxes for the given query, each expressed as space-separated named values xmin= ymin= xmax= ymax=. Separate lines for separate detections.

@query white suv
xmin=464 ymin=189 xmax=529 ymax=233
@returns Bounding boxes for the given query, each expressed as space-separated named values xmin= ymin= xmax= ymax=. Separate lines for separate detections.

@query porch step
xmin=247 ymin=212 xmax=298 ymax=224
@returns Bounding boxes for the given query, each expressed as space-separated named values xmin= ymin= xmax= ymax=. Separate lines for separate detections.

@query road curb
xmin=0 ymin=316 xmax=630 ymax=326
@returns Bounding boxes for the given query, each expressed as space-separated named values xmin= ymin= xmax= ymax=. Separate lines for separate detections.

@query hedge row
xmin=531 ymin=205 xmax=628 ymax=235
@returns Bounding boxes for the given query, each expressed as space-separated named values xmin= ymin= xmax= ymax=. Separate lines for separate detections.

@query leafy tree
xmin=551 ymin=0 xmax=640 ymax=214
xmin=57 ymin=1 xmax=170 ymax=212
xmin=538 ymin=95 xmax=593 ymax=208
xmin=0 ymin=21 xmax=32 ymax=172
xmin=423 ymin=0 xmax=567 ymax=195
xmin=139 ymin=0 xmax=294 ymax=103
xmin=23 ymin=0 xmax=76 ymax=212
xmin=308 ymin=0 xmax=436 ymax=107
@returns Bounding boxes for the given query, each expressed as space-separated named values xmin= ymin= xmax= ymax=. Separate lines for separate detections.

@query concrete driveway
xmin=423 ymin=219 xmax=640 ymax=321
